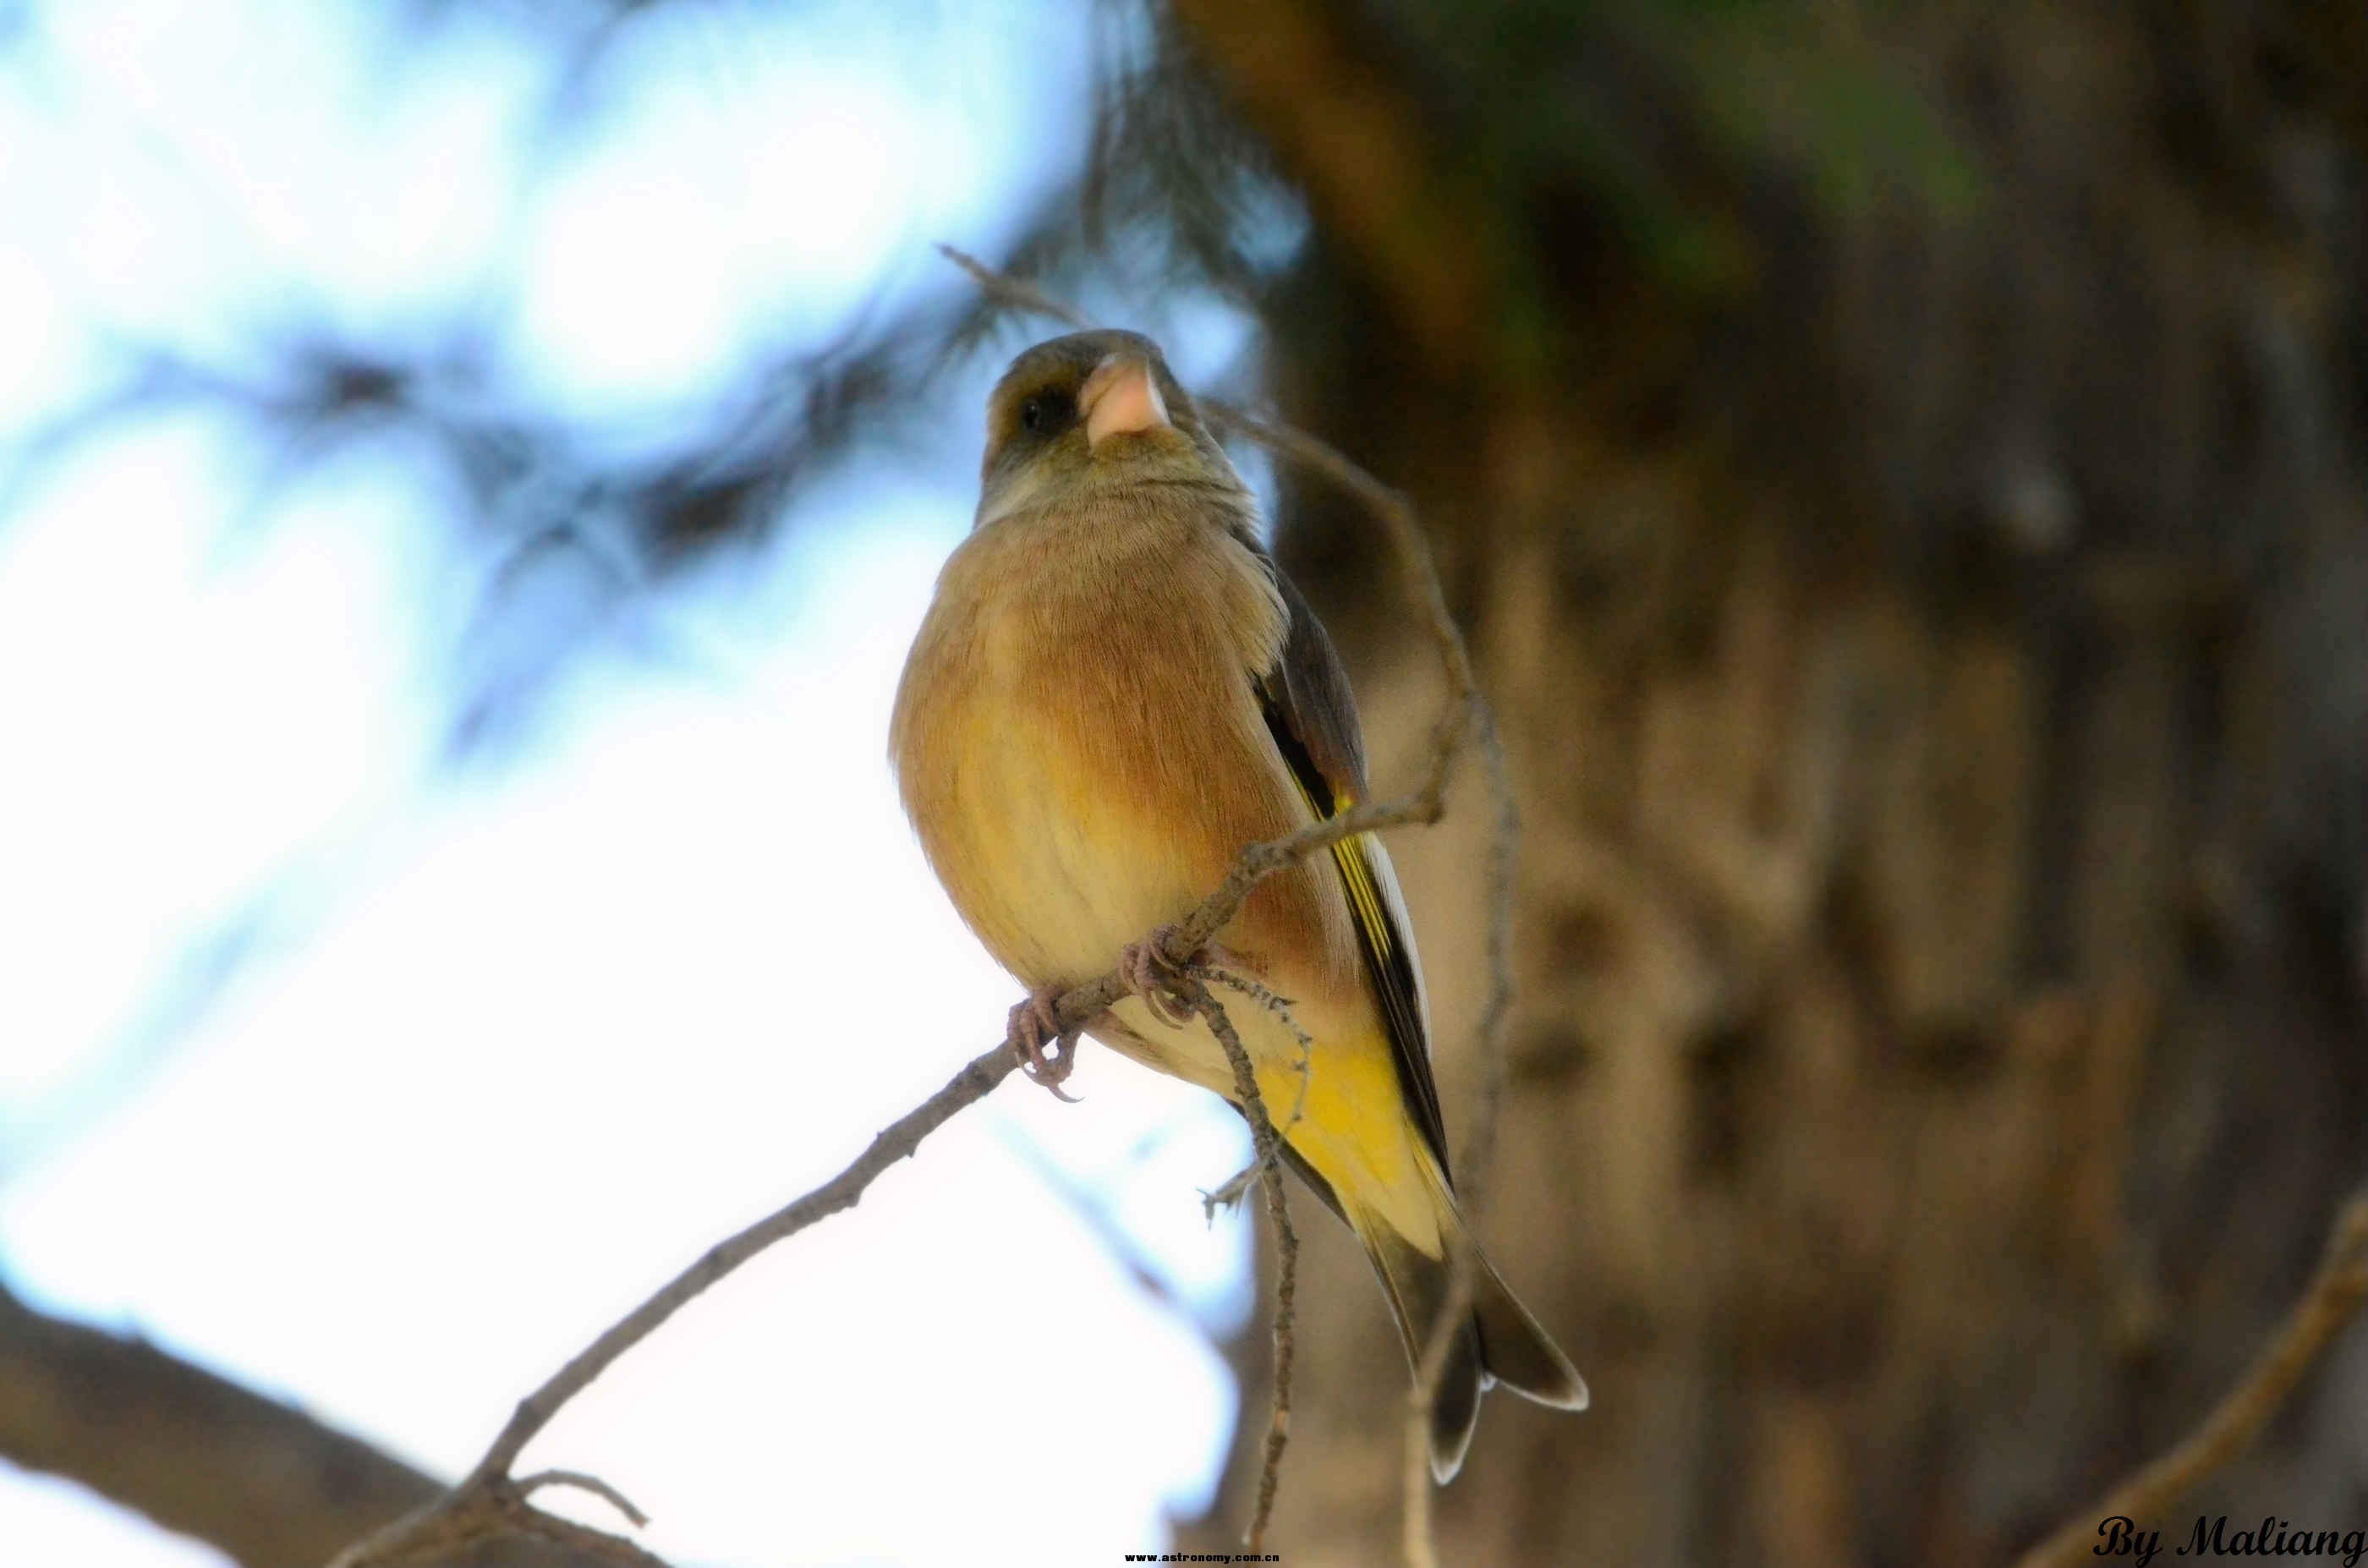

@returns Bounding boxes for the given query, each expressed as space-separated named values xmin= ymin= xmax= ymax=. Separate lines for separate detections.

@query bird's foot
xmin=1008 ymin=984 xmax=1083 ymax=1102
xmin=1117 ymin=924 xmax=1231 ymax=1027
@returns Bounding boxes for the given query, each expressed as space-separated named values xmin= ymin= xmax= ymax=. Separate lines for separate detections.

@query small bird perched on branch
xmin=891 ymin=330 xmax=1585 ymax=1479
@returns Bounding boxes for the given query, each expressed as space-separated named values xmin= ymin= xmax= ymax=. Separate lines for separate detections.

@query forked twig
xmin=1187 ymin=979 xmax=1301 ymax=1550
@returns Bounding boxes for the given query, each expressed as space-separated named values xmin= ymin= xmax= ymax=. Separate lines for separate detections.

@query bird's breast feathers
xmin=891 ymin=496 xmax=1351 ymax=992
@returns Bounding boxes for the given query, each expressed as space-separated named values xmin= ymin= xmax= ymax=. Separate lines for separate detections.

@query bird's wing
xmin=1252 ymin=556 xmax=1452 ymax=1176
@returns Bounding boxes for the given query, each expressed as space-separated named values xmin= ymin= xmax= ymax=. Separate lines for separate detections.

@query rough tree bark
xmin=1172 ymin=3 xmax=2368 ymax=1564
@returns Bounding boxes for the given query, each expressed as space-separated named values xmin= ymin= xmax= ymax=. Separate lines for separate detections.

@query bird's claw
xmin=1119 ymin=924 xmax=1204 ymax=1027
xmin=1008 ymin=985 xmax=1083 ymax=1102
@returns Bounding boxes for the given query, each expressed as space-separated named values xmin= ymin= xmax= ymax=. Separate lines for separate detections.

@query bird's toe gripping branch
xmin=1119 ymin=923 xmax=1247 ymax=1028
xmin=1007 ymin=984 xmax=1083 ymax=1101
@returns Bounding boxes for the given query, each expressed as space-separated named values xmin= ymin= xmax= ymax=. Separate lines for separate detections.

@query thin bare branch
xmin=1187 ymin=979 xmax=1299 ymax=1553
xmin=326 ymin=1040 xmax=1016 ymax=1568
xmin=1187 ymin=969 xmax=1313 ymax=1223
xmin=507 ymin=1505 xmax=675 ymax=1568
xmin=936 ymin=245 xmax=1093 ymax=331
xmin=327 ymin=1473 xmax=674 ymax=1568
xmin=515 ymin=1472 xmax=649 ymax=1530
xmin=2011 ymin=1191 xmax=2368 ymax=1568
xmin=1405 ymin=707 xmax=1521 ymax=1567
xmin=1192 ymin=963 xmax=1316 ymax=1137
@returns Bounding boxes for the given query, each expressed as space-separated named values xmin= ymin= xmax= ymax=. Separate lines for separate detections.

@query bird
xmin=891 ymin=328 xmax=1586 ymax=1480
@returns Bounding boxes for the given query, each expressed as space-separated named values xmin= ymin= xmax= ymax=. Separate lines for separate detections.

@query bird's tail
xmin=1351 ymin=1155 xmax=1589 ymax=1483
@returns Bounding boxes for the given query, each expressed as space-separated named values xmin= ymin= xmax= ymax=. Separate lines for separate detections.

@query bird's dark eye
xmin=1019 ymin=392 xmax=1067 ymax=435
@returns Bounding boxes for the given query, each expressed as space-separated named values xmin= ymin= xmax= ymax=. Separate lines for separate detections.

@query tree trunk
xmin=1174 ymin=4 xmax=2368 ymax=1563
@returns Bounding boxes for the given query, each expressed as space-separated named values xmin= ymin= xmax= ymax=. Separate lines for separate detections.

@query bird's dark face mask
xmin=974 ymin=329 xmax=1234 ymax=531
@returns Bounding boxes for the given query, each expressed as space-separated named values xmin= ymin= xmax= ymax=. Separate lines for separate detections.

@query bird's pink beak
xmin=1081 ymin=354 xmax=1171 ymax=451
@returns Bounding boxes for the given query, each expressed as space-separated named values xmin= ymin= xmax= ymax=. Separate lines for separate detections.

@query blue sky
xmin=0 ymin=3 xmax=1274 ymax=1561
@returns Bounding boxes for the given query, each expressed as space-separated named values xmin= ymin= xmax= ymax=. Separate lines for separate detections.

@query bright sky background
xmin=0 ymin=3 xmax=1269 ymax=1562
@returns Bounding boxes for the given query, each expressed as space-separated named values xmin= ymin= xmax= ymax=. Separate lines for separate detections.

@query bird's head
xmin=975 ymin=330 xmax=1242 ymax=529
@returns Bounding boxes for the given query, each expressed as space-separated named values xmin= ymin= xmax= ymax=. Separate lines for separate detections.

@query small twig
xmin=326 ymin=1043 xmax=1017 ymax=1568
xmin=516 ymin=1471 xmax=650 ymax=1529
xmin=1198 ymin=1164 xmax=1263 ymax=1221
xmin=1190 ymin=967 xmax=1314 ymax=1064
xmin=2010 ymin=1191 xmax=2368 ymax=1568
xmin=1184 ymin=971 xmax=1316 ymax=1231
xmin=1190 ymin=967 xmax=1313 ymax=1222
xmin=459 ymin=1047 xmax=1019 ymax=1492
xmin=1187 ymin=979 xmax=1300 ymax=1553
xmin=1194 ymin=964 xmax=1317 ymax=1128
xmin=326 ymin=1472 xmax=673 ymax=1568
xmin=1461 ymin=710 xmax=1523 ymax=1201
xmin=507 ymin=1506 xmax=674 ymax=1568
xmin=1198 ymin=400 xmax=1488 ymax=777
xmin=937 ymin=244 xmax=1092 ymax=330
xmin=1405 ymin=707 xmax=1522 ymax=1567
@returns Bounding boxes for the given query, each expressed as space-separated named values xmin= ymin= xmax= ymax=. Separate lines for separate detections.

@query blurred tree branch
xmin=1162 ymin=0 xmax=1494 ymax=376
xmin=2013 ymin=1191 xmax=2368 ymax=1568
xmin=0 ymin=1279 xmax=610 ymax=1568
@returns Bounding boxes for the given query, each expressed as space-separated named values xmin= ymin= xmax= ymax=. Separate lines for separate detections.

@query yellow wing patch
xmin=1276 ymin=770 xmax=1395 ymax=967
xmin=1327 ymin=798 xmax=1401 ymax=971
